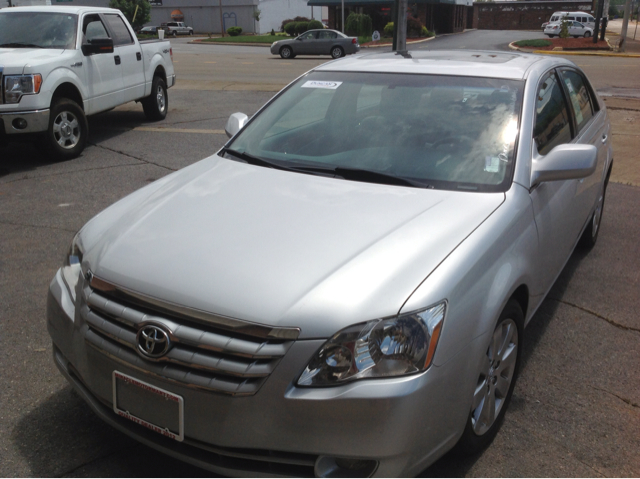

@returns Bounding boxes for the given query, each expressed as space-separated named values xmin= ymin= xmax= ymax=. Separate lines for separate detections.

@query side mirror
xmin=225 ymin=112 xmax=249 ymax=138
xmin=296 ymin=37 xmax=303 ymax=41
xmin=82 ymin=37 xmax=114 ymax=56
xmin=531 ymin=144 xmax=597 ymax=188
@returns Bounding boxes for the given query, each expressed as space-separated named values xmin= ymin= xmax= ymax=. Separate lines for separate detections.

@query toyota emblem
xmin=136 ymin=325 xmax=171 ymax=358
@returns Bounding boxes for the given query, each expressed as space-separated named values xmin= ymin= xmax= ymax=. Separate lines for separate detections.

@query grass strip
xmin=514 ymin=39 xmax=553 ymax=47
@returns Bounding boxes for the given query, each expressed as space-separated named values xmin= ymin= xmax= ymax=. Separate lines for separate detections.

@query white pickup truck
xmin=0 ymin=6 xmax=176 ymax=160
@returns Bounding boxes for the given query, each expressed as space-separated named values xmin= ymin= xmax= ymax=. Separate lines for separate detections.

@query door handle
xmin=114 ymin=55 xmax=121 ymax=65
xmin=602 ymin=134 xmax=608 ymax=144
xmin=136 ymin=52 xmax=142 ymax=61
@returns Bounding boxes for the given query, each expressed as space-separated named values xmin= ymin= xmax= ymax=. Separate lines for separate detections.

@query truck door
xmin=81 ymin=13 xmax=124 ymax=113
xmin=103 ymin=13 xmax=146 ymax=103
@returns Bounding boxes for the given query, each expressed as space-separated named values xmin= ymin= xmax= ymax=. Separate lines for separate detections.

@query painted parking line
xmin=133 ymin=127 xmax=226 ymax=134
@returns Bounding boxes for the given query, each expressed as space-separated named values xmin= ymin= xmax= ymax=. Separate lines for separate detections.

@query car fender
xmin=38 ymin=66 xmax=87 ymax=111
xmin=400 ymin=184 xmax=538 ymax=368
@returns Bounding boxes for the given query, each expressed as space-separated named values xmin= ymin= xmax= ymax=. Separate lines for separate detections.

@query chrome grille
xmin=81 ymin=274 xmax=298 ymax=396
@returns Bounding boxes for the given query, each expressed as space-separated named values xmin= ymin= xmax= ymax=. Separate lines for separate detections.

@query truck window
xmin=83 ymin=14 xmax=109 ymax=42
xmin=104 ymin=13 xmax=134 ymax=46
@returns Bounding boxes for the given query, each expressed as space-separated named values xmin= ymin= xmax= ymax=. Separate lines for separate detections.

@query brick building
xmin=472 ymin=0 xmax=594 ymax=31
xmin=308 ymin=0 xmax=473 ymax=34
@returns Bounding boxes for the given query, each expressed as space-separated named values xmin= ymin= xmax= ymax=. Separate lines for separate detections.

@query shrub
xmin=514 ymin=39 xmax=552 ymax=47
xmin=281 ymin=16 xmax=310 ymax=32
xmin=294 ymin=21 xmax=309 ymax=35
xmin=345 ymin=12 xmax=372 ymax=36
xmin=227 ymin=26 xmax=242 ymax=36
xmin=308 ymin=19 xmax=324 ymax=30
xmin=559 ymin=18 xmax=570 ymax=38
xmin=284 ymin=21 xmax=297 ymax=36
xmin=383 ymin=22 xmax=394 ymax=37
xmin=270 ymin=29 xmax=275 ymax=36
xmin=407 ymin=16 xmax=424 ymax=37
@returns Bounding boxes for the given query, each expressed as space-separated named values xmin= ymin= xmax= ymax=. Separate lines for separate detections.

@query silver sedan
xmin=544 ymin=20 xmax=594 ymax=37
xmin=48 ymin=51 xmax=611 ymax=477
xmin=270 ymin=29 xmax=360 ymax=59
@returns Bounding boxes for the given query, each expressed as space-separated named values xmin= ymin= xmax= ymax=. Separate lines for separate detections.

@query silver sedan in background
xmin=544 ymin=20 xmax=594 ymax=37
xmin=47 ymin=51 xmax=611 ymax=477
xmin=270 ymin=29 xmax=360 ymax=59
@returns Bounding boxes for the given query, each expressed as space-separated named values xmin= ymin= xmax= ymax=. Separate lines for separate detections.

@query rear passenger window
xmin=560 ymin=69 xmax=594 ymax=132
xmin=104 ymin=14 xmax=134 ymax=46
xmin=534 ymin=71 xmax=573 ymax=155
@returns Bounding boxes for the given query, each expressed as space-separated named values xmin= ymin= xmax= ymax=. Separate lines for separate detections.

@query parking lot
xmin=1 ymin=33 xmax=639 ymax=477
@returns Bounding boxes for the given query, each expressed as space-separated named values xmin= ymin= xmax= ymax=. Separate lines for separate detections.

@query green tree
xmin=559 ymin=18 xmax=570 ymax=38
xmin=108 ymin=0 xmax=151 ymax=29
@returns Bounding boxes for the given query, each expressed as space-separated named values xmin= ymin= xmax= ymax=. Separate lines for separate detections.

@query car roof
xmin=315 ymin=50 xmax=573 ymax=80
xmin=1 ymin=5 xmax=119 ymax=14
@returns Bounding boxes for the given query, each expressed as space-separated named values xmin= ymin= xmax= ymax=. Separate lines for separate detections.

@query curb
xmin=508 ymin=41 xmax=640 ymax=57
xmin=363 ymin=36 xmax=436 ymax=48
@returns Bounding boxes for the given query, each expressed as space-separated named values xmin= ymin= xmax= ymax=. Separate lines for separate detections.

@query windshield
xmin=0 ymin=12 xmax=78 ymax=49
xmin=228 ymin=72 xmax=523 ymax=192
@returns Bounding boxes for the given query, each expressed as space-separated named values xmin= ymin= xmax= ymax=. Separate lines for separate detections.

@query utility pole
xmin=619 ymin=0 xmax=633 ymax=51
xmin=341 ymin=0 xmax=345 ymax=33
xmin=392 ymin=0 xmax=408 ymax=51
xmin=219 ymin=0 xmax=224 ymax=37
xmin=593 ymin=0 xmax=605 ymax=43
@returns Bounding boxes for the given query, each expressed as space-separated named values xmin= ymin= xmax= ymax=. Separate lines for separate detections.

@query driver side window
xmin=83 ymin=14 xmax=109 ymax=42
xmin=534 ymin=71 xmax=573 ymax=155
xmin=299 ymin=32 xmax=316 ymax=40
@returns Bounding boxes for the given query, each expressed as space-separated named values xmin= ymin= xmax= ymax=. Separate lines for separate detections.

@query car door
xmin=80 ymin=13 xmax=124 ymax=114
xmin=315 ymin=30 xmax=334 ymax=55
xmin=529 ymin=69 xmax=583 ymax=293
xmin=295 ymin=31 xmax=317 ymax=54
xmin=103 ymin=13 xmax=146 ymax=102
xmin=558 ymin=67 xmax=609 ymax=227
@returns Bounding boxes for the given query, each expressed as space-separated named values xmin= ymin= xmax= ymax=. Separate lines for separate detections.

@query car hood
xmin=0 ymin=48 xmax=70 ymax=71
xmin=83 ymin=156 xmax=504 ymax=339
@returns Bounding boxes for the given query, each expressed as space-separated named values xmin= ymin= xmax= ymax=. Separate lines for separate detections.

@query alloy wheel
xmin=52 ymin=111 xmax=81 ymax=149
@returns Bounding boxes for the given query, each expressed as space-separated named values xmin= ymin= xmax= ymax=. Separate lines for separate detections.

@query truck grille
xmin=81 ymin=274 xmax=298 ymax=396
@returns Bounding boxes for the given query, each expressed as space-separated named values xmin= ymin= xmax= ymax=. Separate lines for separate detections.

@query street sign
xmin=372 ymin=30 xmax=381 ymax=41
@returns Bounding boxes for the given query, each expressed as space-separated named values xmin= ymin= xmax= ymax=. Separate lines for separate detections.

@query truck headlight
xmin=61 ymin=233 xmax=83 ymax=303
xmin=298 ymin=302 xmax=446 ymax=387
xmin=4 ymin=74 xmax=43 ymax=103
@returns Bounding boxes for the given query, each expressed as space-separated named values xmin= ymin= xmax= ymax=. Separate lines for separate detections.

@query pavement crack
xmin=0 ymin=219 xmax=76 ymax=233
xmin=549 ymin=298 xmax=640 ymax=333
xmin=92 ymin=144 xmax=177 ymax=172
xmin=590 ymin=385 xmax=640 ymax=409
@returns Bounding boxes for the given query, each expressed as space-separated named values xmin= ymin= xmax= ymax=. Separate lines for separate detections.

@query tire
xmin=44 ymin=98 xmax=88 ymax=161
xmin=280 ymin=46 xmax=293 ymax=59
xmin=573 ymin=35 xmax=579 ymax=38
xmin=172 ymin=30 xmax=177 ymax=37
xmin=142 ymin=76 xmax=168 ymax=121
xmin=331 ymin=46 xmax=344 ymax=59
xmin=547 ymin=34 xmax=554 ymax=38
xmin=584 ymin=31 xmax=592 ymax=38
xmin=456 ymin=299 xmax=523 ymax=455
xmin=189 ymin=30 xmax=193 ymax=36
xmin=578 ymin=166 xmax=610 ymax=249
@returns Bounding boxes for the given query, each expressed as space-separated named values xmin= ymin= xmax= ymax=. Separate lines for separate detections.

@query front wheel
xmin=456 ymin=300 xmax=523 ymax=455
xmin=189 ymin=30 xmax=193 ymax=36
xmin=44 ymin=98 xmax=89 ymax=161
xmin=142 ymin=76 xmax=168 ymax=121
xmin=546 ymin=34 xmax=554 ymax=38
xmin=172 ymin=30 xmax=177 ymax=37
xmin=330 ymin=46 xmax=344 ymax=59
xmin=280 ymin=46 xmax=293 ymax=59
xmin=584 ymin=31 xmax=592 ymax=37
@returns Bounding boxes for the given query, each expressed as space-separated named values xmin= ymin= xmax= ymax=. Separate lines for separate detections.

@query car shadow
xmin=0 ymin=109 xmax=157 ymax=178
xmin=418 ymin=244 xmax=590 ymax=477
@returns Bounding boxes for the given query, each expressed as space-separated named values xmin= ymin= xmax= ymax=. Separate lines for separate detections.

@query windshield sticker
xmin=485 ymin=157 xmax=500 ymax=173
xmin=301 ymin=81 xmax=343 ymax=90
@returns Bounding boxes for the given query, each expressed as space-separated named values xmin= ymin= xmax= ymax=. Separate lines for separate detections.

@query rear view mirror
xmin=225 ymin=112 xmax=249 ymax=138
xmin=531 ymin=144 xmax=597 ymax=188
xmin=82 ymin=37 xmax=114 ymax=55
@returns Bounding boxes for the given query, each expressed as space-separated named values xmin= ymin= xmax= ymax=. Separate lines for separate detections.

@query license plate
xmin=112 ymin=371 xmax=184 ymax=442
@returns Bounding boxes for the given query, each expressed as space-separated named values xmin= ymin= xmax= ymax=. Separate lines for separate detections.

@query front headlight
xmin=4 ymin=74 xmax=43 ymax=104
xmin=298 ymin=302 xmax=446 ymax=387
xmin=61 ymin=233 xmax=83 ymax=303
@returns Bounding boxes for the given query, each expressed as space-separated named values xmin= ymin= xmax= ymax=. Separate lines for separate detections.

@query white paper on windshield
xmin=301 ymin=81 xmax=343 ymax=90
xmin=484 ymin=156 xmax=500 ymax=173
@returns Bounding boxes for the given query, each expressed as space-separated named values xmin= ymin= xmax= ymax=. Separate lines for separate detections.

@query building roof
xmin=308 ymin=0 xmax=471 ymax=5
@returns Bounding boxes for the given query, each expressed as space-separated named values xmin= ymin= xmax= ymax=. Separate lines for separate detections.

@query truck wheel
xmin=189 ymin=30 xmax=193 ymax=36
xmin=172 ymin=30 xmax=177 ymax=37
xmin=44 ymin=98 xmax=88 ymax=161
xmin=142 ymin=76 xmax=168 ymax=121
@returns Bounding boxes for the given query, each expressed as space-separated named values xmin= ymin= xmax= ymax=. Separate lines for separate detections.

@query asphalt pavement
xmin=1 ymin=31 xmax=639 ymax=477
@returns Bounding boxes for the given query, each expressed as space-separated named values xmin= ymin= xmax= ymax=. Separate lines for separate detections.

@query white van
xmin=541 ymin=11 xmax=597 ymax=30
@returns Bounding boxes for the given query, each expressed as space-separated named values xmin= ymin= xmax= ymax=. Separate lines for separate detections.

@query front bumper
xmin=47 ymin=269 xmax=479 ymax=477
xmin=0 ymin=108 xmax=49 ymax=135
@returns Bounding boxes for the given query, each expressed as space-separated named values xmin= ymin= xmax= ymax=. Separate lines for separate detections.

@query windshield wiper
xmin=333 ymin=166 xmax=433 ymax=188
xmin=223 ymin=148 xmax=301 ymax=172
xmin=0 ymin=42 xmax=44 ymax=48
